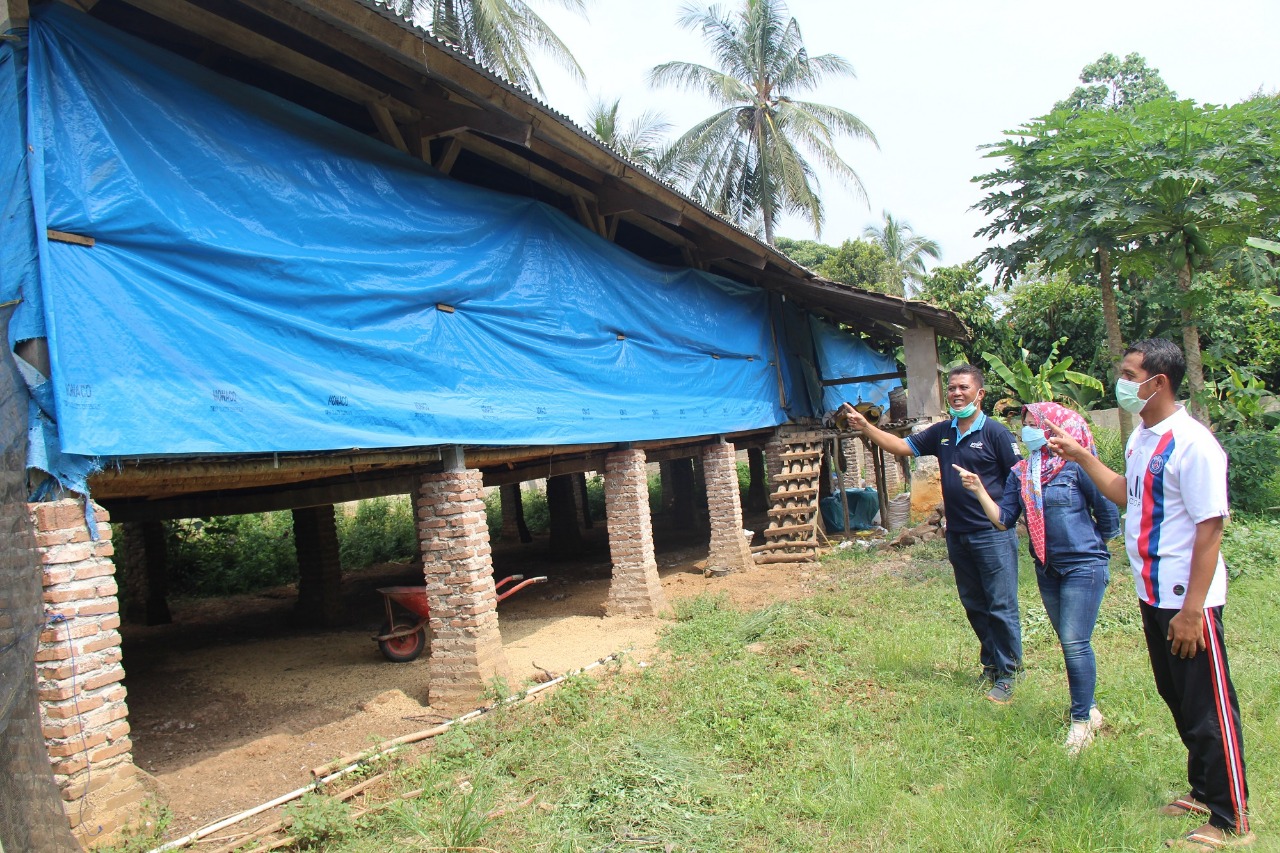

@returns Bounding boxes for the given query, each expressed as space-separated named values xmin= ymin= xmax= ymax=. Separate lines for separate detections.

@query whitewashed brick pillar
xmin=701 ymin=440 xmax=754 ymax=574
xmin=416 ymin=457 xmax=512 ymax=710
xmin=31 ymin=499 xmax=147 ymax=845
xmin=603 ymin=448 xmax=666 ymax=616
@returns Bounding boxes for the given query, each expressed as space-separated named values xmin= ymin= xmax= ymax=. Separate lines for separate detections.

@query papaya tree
xmin=1072 ymin=97 xmax=1280 ymax=420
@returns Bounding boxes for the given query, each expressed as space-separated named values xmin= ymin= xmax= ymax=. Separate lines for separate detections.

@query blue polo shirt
xmin=905 ymin=412 xmax=1022 ymax=533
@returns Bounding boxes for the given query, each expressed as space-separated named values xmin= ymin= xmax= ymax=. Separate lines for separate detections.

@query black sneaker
xmin=986 ymin=678 xmax=1014 ymax=705
xmin=977 ymin=666 xmax=997 ymax=686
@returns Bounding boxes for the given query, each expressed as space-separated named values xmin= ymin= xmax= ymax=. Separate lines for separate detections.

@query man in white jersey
xmin=1046 ymin=339 xmax=1252 ymax=850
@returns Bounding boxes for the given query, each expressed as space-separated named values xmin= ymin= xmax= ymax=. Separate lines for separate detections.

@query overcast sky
xmin=530 ymin=0 xmax=1280 ymax=270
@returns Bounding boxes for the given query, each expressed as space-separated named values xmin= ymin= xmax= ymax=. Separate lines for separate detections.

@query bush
xmin=1220 ymin=430 xmax=1280 ymax=515
xmin=1222 ymin=516 xmax=1280 ymax=579
xmin=485 ymin=485 xmax=552 ymax=540
xmin=164 ymin=512 xmax=298 ymax=596
xmin=336 ymin=496 xmax=417 ymax=570
xmin=1092 ymin=425 xmax=1125 ymax=477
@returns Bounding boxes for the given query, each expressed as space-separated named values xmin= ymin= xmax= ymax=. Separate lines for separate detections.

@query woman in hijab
xmin=953 ymin=402 xmax=1120 ymax=754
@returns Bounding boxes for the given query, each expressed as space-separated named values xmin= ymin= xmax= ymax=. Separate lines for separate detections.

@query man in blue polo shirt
xmin=839 ymin=364 xmax=1023 ymax=703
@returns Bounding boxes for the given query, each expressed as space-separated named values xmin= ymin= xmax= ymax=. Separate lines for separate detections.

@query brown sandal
xmin=1160 ymin=796 xmax=1212 ymax=818
xmin=1164 ymin=823 xmax=1256 ymax=849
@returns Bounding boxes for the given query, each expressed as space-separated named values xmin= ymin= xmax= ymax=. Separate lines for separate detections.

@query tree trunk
xmin=1177 ymin=260 xmax=1209 ymax=424
xmin=1096 ymin=247 xmax=1133 ymax=439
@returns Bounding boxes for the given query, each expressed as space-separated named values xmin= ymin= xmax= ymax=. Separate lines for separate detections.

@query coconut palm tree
xmin=650 ymin=0 xmax=876 ymax=244
xmin=862 ymin=211 xmax=940 ymax=296
xmin=585 ymin=98 xmax=673 ymax=175
xmin=399 ymin=0 xmax=588 ymax=96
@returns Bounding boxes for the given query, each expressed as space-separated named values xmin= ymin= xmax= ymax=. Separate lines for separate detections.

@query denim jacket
xmin=996 ymin=460 xmax=1120 ymax=569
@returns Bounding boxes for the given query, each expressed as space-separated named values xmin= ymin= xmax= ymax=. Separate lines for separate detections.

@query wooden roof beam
xmin=597 ymin=180 xmax=682 ymax=226
xmin=456 ymin=133 xmax=594 ymax=201
xmin=417 ymin=98 xmax=532 ymax=146
xmin=109 ymin=0 xmax=421 ymax=124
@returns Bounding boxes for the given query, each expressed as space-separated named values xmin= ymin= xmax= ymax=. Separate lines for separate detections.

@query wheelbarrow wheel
xmin=378 ymin=621 xmax=426 ymax=663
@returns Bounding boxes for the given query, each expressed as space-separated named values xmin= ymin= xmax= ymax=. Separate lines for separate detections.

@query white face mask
xmin=1115 ymin=376 xmax=1157 ymax=414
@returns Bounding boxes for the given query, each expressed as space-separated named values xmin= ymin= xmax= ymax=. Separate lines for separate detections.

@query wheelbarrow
xmin=372 ymin=574 xmax=548 ymax=662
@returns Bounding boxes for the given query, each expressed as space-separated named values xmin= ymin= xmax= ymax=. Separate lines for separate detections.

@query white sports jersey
xmin=1124 ymin=406 xmax=1230 ymax=609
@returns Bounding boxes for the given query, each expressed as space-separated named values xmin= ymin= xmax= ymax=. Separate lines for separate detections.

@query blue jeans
xmin=1037 ymin=561 xmax=1109 ymax=721
xmin=945 ymin=528 xmax=1022 ymax=678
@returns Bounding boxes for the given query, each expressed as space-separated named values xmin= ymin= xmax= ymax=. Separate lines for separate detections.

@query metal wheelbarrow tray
xmin=372 ymin=574 xmax=547 ymax=662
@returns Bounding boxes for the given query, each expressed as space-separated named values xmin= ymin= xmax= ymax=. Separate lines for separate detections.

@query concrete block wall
xmin=603 ymin=449 xmax=666 ymax=616
xmin=415 ymin=471 xmax=512 ymax=710
xmin=30 ymin=499 xmax=147 ymax=847
xmin=701 ymin=441 xmax=753 ymax=574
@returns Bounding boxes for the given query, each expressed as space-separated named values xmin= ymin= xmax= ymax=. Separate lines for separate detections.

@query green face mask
xmin=948 ymin=401 xmax=978 ymax=419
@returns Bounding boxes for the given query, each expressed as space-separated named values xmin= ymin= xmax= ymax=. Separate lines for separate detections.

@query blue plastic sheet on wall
xmin=809 ymin=318 xmax=901 ymax=416
xmin=22 ymin=5 xmax=793 ymax=458
xmin=14 ymin=6 xmax=904 ymax=475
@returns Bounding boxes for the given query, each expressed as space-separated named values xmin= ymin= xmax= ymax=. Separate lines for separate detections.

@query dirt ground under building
xmin=119 ymin=515 xmax=846 ymax=839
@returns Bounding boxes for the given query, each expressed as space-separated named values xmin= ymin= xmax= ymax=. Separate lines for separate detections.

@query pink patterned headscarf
xmin=1014 ymin=402 xmax=1096 ymax=563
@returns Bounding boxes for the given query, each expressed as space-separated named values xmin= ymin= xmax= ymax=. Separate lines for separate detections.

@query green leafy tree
xmin=861 ymin=211 xmax=940 ymax=296
xmin=815 ymin=239 xmax=892 ymax=291
xmin=773 ymin=236 xmax=835 ymax=269
xmin=915 ymin=264 xmax=1008 ymax=367
xmin=1072 ymin=97 xmax=1280 ymax=419
xmin=1053 ymin=52 xmax=1174 ymax=113
xmin=977 ymin=53 xmax=1176 ymax=436
xmin=585 ymin=98 xmax=673 ymax=174
xmin=403 ymin=0 xmax=588 ymax=96
xmin=1000 ymin=271 xmax=1110 ymax=388
xmin=651 ymin=0 xmax=877 ymax=243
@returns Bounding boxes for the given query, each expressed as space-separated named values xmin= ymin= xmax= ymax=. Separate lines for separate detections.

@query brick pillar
xmin=30 ymin=499 xmax=147 ymax=847
xmin=118 ymin=520 xmax=171 ymax=625
xmin=416 ymin=469 xmax=511 ymax=710
xmin=764 ymin=434 xmax=785 ymax=493
xmin=701 ymin=441 xmax=754 ymax=574
xmin=745 ymin=447 xmax=768 ymax=513
xmin=603 ymin=449 xmax=666 ymax=616
xmin=840 ymin=438 xmax=863 ymax=488
xmin=292 ymin=505 xmax=344 ymax=628
xmin=499 ymin=484 xmax=521 ymax=542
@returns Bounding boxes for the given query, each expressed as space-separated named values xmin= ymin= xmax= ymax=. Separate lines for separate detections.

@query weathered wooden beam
xmin=480 ymin=452 xmax=610 ymax=487
xmin=418 ymin=98 xmax=532 ymax=146
xmin=436 ymin=137 xmax=462 ymax=174
xmin=2 ymin=0 xmax=29 ymax=31
xmin=596 ymin=180 xmax=682 ymax=226
xmin=103 ymin=470 xmax=422 ymax=522
xmin=457 ymin=133 xmax=594 ymax=201
xmin=820 ymin=371 xmax=905 ymax=388
xmin=368 ymin=102 xmax=408 ymax=153
xmin=112 ymin=0 xmax=420 ymax=124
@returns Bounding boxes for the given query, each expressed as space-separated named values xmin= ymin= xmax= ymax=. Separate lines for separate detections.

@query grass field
xmin=265 ymin=526 xmax=1279 ymax=852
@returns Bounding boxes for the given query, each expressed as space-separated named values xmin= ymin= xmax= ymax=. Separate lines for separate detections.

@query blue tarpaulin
xmin=11 ymin=5 xmax=901 ymax=481
xmin=809 ymin=317 xmax=901 ymax=415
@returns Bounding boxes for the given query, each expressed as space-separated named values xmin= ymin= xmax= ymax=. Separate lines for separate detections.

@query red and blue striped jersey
xmin=1124 ymin=407 xmax=1229 ymax=609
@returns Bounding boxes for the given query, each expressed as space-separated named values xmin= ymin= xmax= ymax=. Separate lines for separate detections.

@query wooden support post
xmin=903 ymin=324 xmax=944 ymax=420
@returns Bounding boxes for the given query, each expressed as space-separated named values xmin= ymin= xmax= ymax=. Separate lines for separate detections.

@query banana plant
xmin=981 ymin=337 xmax=1104 ymax=409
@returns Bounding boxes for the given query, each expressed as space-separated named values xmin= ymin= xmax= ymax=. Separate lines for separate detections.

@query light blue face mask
xmin=1116 ymin=376 xmax=1157 ymax=414
xmin=948 ymin=401 xmax=978 ymax=419
xmin=1021 ymin=424 xmax=1047 ymax=452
